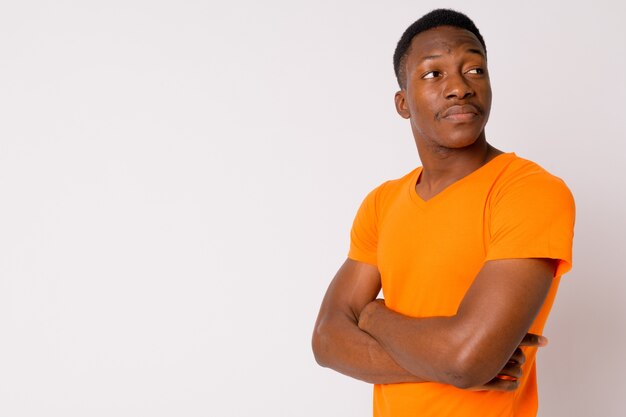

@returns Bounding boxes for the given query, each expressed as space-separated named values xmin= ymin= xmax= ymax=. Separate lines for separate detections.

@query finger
xmin=519 ymin=333 xmax=548 ymax=347
xmin=496 ymin=362 xmax=522 ymax=379
xmin=509 ymin=347 xmax=526 ymax=366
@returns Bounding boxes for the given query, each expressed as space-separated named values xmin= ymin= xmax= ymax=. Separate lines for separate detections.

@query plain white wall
xmin=0 ymin=1 xmax=624 ymax=416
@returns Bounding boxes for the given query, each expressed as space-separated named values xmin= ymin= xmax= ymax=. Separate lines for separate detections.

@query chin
xmin=439 ymin=126 xmax=485 ymax=149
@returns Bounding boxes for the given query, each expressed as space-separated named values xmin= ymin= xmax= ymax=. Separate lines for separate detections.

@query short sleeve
xmin=486 ymin=174 xmax=576 ymax=277
xmin=348 ymin=186 xmax=381 ymax=266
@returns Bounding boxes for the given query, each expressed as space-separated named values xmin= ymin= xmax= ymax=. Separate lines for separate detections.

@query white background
xmin=0 ymin=1 xmax=624 ymax=416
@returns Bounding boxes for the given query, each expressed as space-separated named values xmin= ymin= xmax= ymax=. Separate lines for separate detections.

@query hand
xmin=465 ymin=333 xmax=548 ymax=392
xmin=357 ymin=298 xmax=386 ymax=331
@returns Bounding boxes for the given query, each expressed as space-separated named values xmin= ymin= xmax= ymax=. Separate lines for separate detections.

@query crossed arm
xmin=312 ymin=257 xmax=555 ymax=389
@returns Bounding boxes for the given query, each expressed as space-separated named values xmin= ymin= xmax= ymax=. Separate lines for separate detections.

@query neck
xmin=415 ymin=135 xmax=502 ymax=199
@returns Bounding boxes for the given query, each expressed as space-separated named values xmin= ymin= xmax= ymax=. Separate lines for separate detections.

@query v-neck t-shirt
xmin=348 ymin=152 xmax=575 ymax=417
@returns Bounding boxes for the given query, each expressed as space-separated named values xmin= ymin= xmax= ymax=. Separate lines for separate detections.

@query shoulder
xmin=485 ymin=155 xmax=575 ymax=275
xmin=493 ymin=155 xmax=574 ymax=206
xmin=353 ymin=168 xmax=419 ymax=226
xmin=363 ymin=168 xmax=419 ymax=204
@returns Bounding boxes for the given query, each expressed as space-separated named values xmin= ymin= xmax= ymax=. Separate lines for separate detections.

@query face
xmin=395 ymin=26 xmax=492 ymax=152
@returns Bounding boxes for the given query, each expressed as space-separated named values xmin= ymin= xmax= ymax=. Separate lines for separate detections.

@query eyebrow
xmin=418 ymin=54 xmax=443 ymax=64
xmin=467 ymin=48 xmax=485 ymax=58
xmin=417 ymin=48 xmax=485 ymax=65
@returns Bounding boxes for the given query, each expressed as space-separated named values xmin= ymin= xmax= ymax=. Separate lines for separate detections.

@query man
xmin=312 ymin=8 xmax=575 ymax=417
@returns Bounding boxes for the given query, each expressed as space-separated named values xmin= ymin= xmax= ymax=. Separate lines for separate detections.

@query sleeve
xmin=347 ymin=186 xmax=382 ymax=266
xmin=485 ymin=173 xmax=576 ymax=277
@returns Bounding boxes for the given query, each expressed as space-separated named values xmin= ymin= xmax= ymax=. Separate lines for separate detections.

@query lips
xmin=439 ymin=104 xmax=481 ymax=119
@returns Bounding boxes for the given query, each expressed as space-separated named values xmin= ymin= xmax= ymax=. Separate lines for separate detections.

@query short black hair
xmin=393 ymin=9 xmax=487 ymax=88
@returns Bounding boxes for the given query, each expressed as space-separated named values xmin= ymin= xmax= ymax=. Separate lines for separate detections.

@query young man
xmin=312 ymin=9 xmax=575 ymax=417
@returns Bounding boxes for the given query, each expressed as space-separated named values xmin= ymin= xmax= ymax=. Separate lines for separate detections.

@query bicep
xmin=316 ymin=258 xmax=381 ymax=324
xmin=455 ymin=258 xmax=556 ymax=369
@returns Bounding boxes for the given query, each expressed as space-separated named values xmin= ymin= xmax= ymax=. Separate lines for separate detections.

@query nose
xmin=444 ymin=74 xmax=474 ymax=100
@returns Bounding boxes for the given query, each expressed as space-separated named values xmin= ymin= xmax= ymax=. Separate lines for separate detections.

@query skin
xmin=312 ymin=26 xmax=555 ymax=390
xmin=313 ymin=259 xmax=548 ymax=389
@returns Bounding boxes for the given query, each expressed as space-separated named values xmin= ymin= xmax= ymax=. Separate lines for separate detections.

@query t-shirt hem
xmin=485 ymin=250 xmax=572 ymax=277
xmin=347 ymin=251 xmax=377 ymax=267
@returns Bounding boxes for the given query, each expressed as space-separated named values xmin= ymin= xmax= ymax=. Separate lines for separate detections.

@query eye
xmin=466 ymin=68 xmax=484 ymax=75
xmin=422 ymin=70 xmax=442 ymax=79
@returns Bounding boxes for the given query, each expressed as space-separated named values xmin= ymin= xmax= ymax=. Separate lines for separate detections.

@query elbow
xmin=429 ymin=318 xmax=510 ymax=388
xmin=311 ymin=322 xmax=331 ymax=368
xmin=443 ymin=364 xmax=488 ymax=390
xmin=443 ymin=344 xmax=504 ymax=389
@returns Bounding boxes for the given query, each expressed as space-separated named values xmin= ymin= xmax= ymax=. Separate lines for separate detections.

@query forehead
xmin=408 ymin=26 xmax=485 ymax=60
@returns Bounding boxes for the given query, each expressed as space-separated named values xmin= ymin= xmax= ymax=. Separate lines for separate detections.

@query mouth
xmin=438 ymin=104 xmax=481 ymax=121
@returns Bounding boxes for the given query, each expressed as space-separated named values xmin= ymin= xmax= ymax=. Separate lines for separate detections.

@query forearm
xmin=357 ymin=260 xmax=556 ymax=388
xmin=358 ymin=302 xmax=502 ymax=388
xmin=312 ymin=311 xmax=426 ymax=384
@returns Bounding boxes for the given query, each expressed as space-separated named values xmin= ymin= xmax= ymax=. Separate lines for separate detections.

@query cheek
xmin=407 ymin=97 xmax=441 ymax=135
xmin=481 ymin=93 xmax=492 ymax=121
xmin=409 ymin=94 xmax=439 ymax=120
xmin=481 ymin=84 xmax=493 ymax=108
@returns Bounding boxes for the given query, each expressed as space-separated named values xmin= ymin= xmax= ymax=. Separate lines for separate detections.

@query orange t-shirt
xmin=348 ymin=153 xmax=575 ymax=417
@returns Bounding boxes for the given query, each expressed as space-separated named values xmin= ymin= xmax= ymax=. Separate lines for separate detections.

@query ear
xmin=394 ymin=90 xmax=410 ymax=119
